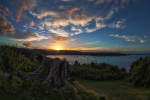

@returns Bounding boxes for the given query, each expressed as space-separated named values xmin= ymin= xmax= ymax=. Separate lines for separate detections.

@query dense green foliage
xmin=0 ymin=72 xmax=106 ymax=100
xmin=71 ymin=61 xmax=128 ymax=81
xmin=0 ymin=44 xmax=106 ymax=100
xmin=129 ymin=56 xmax=150 ymax=87
xmin=0 ymin=44 xmax=40 ymax=73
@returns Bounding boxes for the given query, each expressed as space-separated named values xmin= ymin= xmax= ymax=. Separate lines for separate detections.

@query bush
xmin=0 ymin=44 xmax=40 ymax=73
xmin=129 ymin=56 xmax=150 ymax=88
xmin=70 ymin=62 xmax=129 ymax=81
xmin=120 ymin=67 xmax=126 ymax=72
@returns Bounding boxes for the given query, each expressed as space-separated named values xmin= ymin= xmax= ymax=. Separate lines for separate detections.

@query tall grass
xmin=0 ymin=42 xmax=39 ymax=74
xmin=0 ymin=43 xmax=107 ymax=100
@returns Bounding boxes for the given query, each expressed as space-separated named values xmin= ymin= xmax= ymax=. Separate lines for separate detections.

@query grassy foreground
xmin=1 ymin=43 xmax=150 ymax=100
xmin=0 ymin=44 xmax=106 ymax=100
xmin=75 ymin=78 xmax=150 ymax=100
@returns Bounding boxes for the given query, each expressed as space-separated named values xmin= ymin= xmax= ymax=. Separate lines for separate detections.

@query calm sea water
xmin=47 ymin=54 xmax=150 ymax=72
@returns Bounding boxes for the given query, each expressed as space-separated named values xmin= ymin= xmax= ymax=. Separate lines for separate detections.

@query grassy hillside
xmin=0 ymin=44 xmax=106 ymax=100
xmin=75 ymin=78 xmax=150 ymax=100
xmin=1 ymin=43 xmax=150 ymax=100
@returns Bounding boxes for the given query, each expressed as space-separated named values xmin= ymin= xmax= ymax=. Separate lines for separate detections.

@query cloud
xmin=79 ymin=41 xmax=99 ymax=45
xmin=108 ymin=18 xmax=126 ymax=28
xmin=89 ymin=0 xmax=138 ymax=4
xmin=29 ymin=10 xmax=58 ymax=19
xmin=48 ymin=42 xmax=56 ymax=43
xmin=144 ymin=36 xmax=148 ymax=38
xmin=51 ymin=36 xmax=70 ymax=42
xmin=69 ymin=15 xmax=92 ymax=27
xmin=48 ymin=26 xmax=69 ymax=37
xmin=85 ymin=9 xmax=115 ymax=33
xmin=13 ymin=0 xmax=36 ymax=22
xmin=22 ymin=42 xmax=32 ymax=48
xmin=71 ymin=27 xmax=83 ymax=35
xmin=73 ymin=14 xmax=81 ymax=19
xmin=10 ymin=30 xmax=49 ymax=41
xmin=29 ymin=20 xmax=35 ymax=26
xmin=85 ymin=20 xmax=106 ymax=33
xmin=59 ymin=5 xmax=80 ymax=13
xmin=51 ymin=36 xmax=76 ymax=42
xmin=109 ymin=34 xmax=150 ymax=43
xmin=0 ymin=4 xmax=13 ymax=16
xmin=0 ymin=14 xmax=15 ymax=36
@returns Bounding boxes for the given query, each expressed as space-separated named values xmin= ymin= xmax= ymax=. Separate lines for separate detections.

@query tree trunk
xmin=0 ymin=70 xmax=13 ymax=79
xmin=16 ymin=56 xmax=74 ymax=93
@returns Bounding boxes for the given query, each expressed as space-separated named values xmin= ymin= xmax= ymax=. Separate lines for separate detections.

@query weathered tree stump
xmin=0 ymin=70 xmax=13 ymax=79
xmin=16 ymin=56 xmax=52 ymax=80
xmin=16 ymin=56 xmax=74 ymax=93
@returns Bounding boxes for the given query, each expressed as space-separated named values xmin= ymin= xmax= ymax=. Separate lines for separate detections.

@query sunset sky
xmin=0 ymin=0 xmax=150 ymax=52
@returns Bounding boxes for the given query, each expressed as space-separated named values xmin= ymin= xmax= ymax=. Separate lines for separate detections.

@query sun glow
xmin=56 ymin=48 xmax=61 ymax=50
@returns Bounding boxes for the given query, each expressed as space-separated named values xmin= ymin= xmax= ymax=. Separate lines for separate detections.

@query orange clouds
xmin=49 ymin=42 xmax=56 ymax=43
xmin=0 ymin=4 xmax=12 ymax=16
xmin=59 ymin=5 xmax=80 ymax=13
xmin=73 ymin=14 xmax=81 ymax=19
xmin=54 ymin=15 xmax=61 ymax=18
xmin=51 ymin=36 xmax=70 ymax=42
xmin=22 ymin=42 xmax=32 ymax=48
xmin=68 ymin=7 xmax=80 ymax=13
xmin=61 ymin=12 xmax=69 ymax=16
xmin=29 ymin=20 xmax=35 ymax=26
xmin=13 ymin=0 xmax=36 ymax=22
xmin=0 ymin=14 xmax=15 ymax=36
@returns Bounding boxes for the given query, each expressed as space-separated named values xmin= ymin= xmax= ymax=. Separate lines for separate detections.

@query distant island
xmin=10 ymin=46 xmax=128 ymax=56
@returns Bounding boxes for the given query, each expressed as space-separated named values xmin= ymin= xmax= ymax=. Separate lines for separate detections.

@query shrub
xmin=129 ymin=56 xmax=150 ymax=88
xmin=0 ymin=44 xmax=40 ymax=73
xmin=70 ymin=61 xmax=129 ymax=81
xmin=120 ymin=67 xmax=126 ymax=72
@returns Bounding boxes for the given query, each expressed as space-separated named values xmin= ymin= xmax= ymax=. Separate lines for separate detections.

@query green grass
xmin=0 ymin=43 xmax=107 ymax=100
xmin=0 ymin=73 xmax=106 ymax=100
xmin=0 ymin=44 xmax=40 ymax=74
xmin=75 ymin=78 xmax=150 ymax=100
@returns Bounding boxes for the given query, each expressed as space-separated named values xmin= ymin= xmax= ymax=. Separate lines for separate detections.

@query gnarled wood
xmin=41 ymin=58 xmax=73 ymax=93
xmin=15 ymin=56 xmax=74 ymax=93
xmin=16 ymin=56 xmax=52 ymax=80
xmin=0 ymin=70 xmax=13 ymax=79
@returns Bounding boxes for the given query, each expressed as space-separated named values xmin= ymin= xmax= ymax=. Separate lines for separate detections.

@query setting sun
xmin=56 ymin=48 xmax=61 ymax=50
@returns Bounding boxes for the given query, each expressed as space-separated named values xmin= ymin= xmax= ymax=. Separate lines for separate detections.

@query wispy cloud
xmin=109 ymin=34 xmax=150 ymax=43
xmin=79 ymin=41 xmax=99 ymax=45
xmin=85 ymin=9 xmax=115 ymax=33
xmin=108 ymin=19 xmax=126 ymax=28
xmin=48 ymin=42 xmax=56 ymax=43
xmin=51 ymin=35 xmax=76 ymax=42
xmin=29 ymin=11 xmax=58 ymax=19
xmin=0 ymin=4 xmax=13 ymax=16
xmin=10 ymin=30 xmax=49 ymax=41
xmin=13 ymin=0 xmax=36 ymax=22
xmin=48 ymin=26 xmax=69 ymax=37
xmin=71 ymin=27 xmax=83 ymax=35
xmin=59 ymin=5 xmax=80 ymax=13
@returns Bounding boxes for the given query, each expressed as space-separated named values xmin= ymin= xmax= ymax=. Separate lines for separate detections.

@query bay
xmin=47 ymin=54 xmax=150 ymax=72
